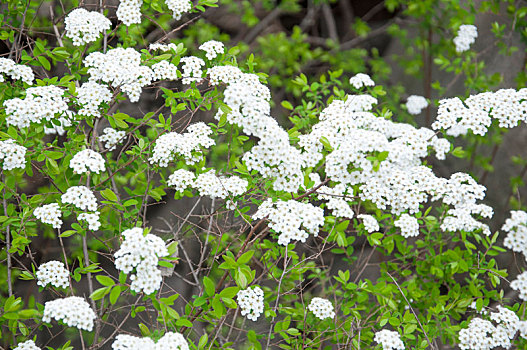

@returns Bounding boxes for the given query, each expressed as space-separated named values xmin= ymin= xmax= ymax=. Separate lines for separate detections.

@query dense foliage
xmin=1 ymin=1 xmax=527 ymax=350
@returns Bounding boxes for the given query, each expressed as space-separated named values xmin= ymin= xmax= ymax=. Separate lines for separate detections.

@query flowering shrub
xmin=0 ymin=1 xmax=526 ymax=350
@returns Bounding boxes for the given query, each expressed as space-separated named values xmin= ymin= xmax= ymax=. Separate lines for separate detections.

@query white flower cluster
xmin=42 ymin=296 xmax=96 ymax=331
xmin=502 ymin=210 xmax=527 ymax=258
xmin=76 ymin=81 xmax=112 ymax=116
xmin=36 ymin=260 xmax=69 ymax=289
xmin=78 ymin=212 xmax=101 ymax=231
xmin=358 ymin=214 xmax=379 ymax=233
xmin=208 ymin=65 xmax=243 ymax=85
xmin=149 ymin=43 xmax=178 ymax=52
xmin=150 ymin=122 xmax=215 ymax=166
xmin=438 ymin=173 xmax=493 ymax=236
xmin=237 ymin=286 xmax=264 ymax=321
xmin=167 ymin=169 xmax=247 ymax=208
xmin=0 ymin=57 xmax=34 ymax=84
xmin=432 ymin=89 xmax=527 ymax=136
xmin=511 ymin=271 xmax=527 ymax=300
xmin=253 ymin=199 xmax=324 ymax=245
xmin=194 ymin=170 xmax=248 ymax=204
xmin=459 ymin=306 xmax=520 ymax=350
xmin=70 ymin=149 xmax=106 ymax=174
xmin=0 ymin=139 xmax=27 ymax=170
xmin=85 ymin=47 xmax=153 ymax=102
xmin=167 ymin=169 xmax=195 ymax=192
xmin=199 ymin=40 xmax=224 ymax=60
xmin=114 ymin=227 xmax=168 ymax=294
xmin=394 ymin=213 xmax=419 ymax=238
xmin=112 ymin=332 xmax=189 ymax=350
xmin=100 ymin=127 xmax=126 ymax=151
xmin=117 ymin=0 xmax=142 ymax=25
xmin=454 ymin=24 xmax=478 ymax=53
xmin=4 ymin=85 xmax=68 ymax=129
xmin=296 ymin=85 xmax=492 ymax=238
xmin=180 ymin=56 xmax=205 ymax=84
xmin=307 ymin=297 xmax=335 ymax=320
xmin=165 ymin=0 xmax=192 ymax=20
xmin=406 ymin=95 xmax=428 ymax=115
xmin=34 ymin=203 xmax=62 ymax=228
xmin=217 ymin=67 xmax=303 ymax=192
xmin=374 ymin=329 xmax=404 ymax=350
xmin=349 ymin=73 xmax=375 ymax=89
xmin=13 ymin=340 xmax=41 ymax=350
xmin=152 ymin=60 xmax=179 ymax=81
xmin=61 ymin=186 xmax=98 ymax=211
xmin=65 ymin=8 xmax=111 ymax=46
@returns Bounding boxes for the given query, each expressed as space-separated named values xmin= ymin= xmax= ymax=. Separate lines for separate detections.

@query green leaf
xmin=175 ymin=318 xmax=193 ymax=327
xmin=203 ymin=276 xmax=215 ymax=297
xmin=100 ymin=188 xmax=118 ymax=202
xmin=110 ymin=286 xmax=121 ymax=305
xmin=90 ymin=287 xmax=110 ymax=300
xmin=96 ymin=275 xmax=115 ymax=287
xmin=281 ymin=100 xmax=293 ymax=110
xmin=237 ymin=250 xmax=254 ymax=265
xmin=220 ymin=286 xmax=239 ymax=299
xmin=198 ymin=334 xmax=208 ymax=349
xmin=38 ymin=56 xmax=51 ymax=70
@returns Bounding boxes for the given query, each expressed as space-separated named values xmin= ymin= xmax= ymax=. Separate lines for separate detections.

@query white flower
xmin=65 ymin=8 xmax=111 ymax=46
xmin=152 ymin=60 xmax=179 ymax=81
xmin=0 ymin=139 xmax=27 ymax=170
xmin=42 ymin=296 xmax=96 ymax=331
xmin=34 ymin=203 xmax=62 ymax=228
xmin=199 ymin=40 xmax=224 ymax=60
xmin=154 ymin=332 xmax=190 ymax=350
xmin=374 ymin=329 xmax=404 ymax=350
xmin=112 ymin=335 xmax=155 ymax=350
xmin=114 ymin=227 xmax=169 ymax=294
xmin=112 ymin=332 xmax=189 ymax=350
xmin=61 ymin=186 xmax=98 ymax=211
xmin=458 ymin=307 xmax=520 ymax=350
xmin=167 ymin=169 xmax=195 ymax=192
xmin=511 ymin=271 xmax=527 ymax=300
xmin=13 ymin=340 xmax=41 ymax=350
xmin=180 ymin=56 xmax=204 ymax=84
xmin=150 ymin=122 xmax=214 ymax=166
xmin=253 ymin=199 xmax=324 ymax=245
xmin=349 ymin=73 xmax=375 ymax=89
xmin=100 ymin=128 xmax=126 ymax=151
xmin=503 ymin=210 xmax=527 ymax=259
xmin=237 ymin=286 xmax=264 ymax=321
xmin=70 ymin=149 xmax=106 ymax=174
xmin=358 ymin=214 xmax=379 ymax=233
xmin=208 ymin=65 xmax=243 ymax=85
xmin=78 ymin=212 xmax=101 ymax=231
xmin=84 ymin=48 xmax=153 ymax=102
xmin=0 ymin=57 xmax=34 ymax=85
xmin=76 ymin=81 xmax=112 ymax=117
xmin=454 ymin=24 xmax=477 ymax=53
xmin=149 ymin=43 xmax=178 ymax=52
xmin=117 ymin=0 xmax=142 ymax=25
xmin=36 ymin=260 xmax=69 ymax=289
xmin=406 ymin=95 xmax=428 ymax=115
xmin=308 ymin=297 xmax=335 ymax=320
xmin=394 ymin=213 xmax=419 ymax=238
xmin=165 ymin=0 xmax=192 ymax=20
xmin=4 ymin=86 xmax=68 ymax=129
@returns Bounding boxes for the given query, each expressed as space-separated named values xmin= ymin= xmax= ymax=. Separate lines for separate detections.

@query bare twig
xmin=387 ymin=272 xmax=435 ymax=350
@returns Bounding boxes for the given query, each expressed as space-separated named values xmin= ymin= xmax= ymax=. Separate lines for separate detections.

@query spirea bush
xmin=0 ymin=1 xmax=527 ymax=350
